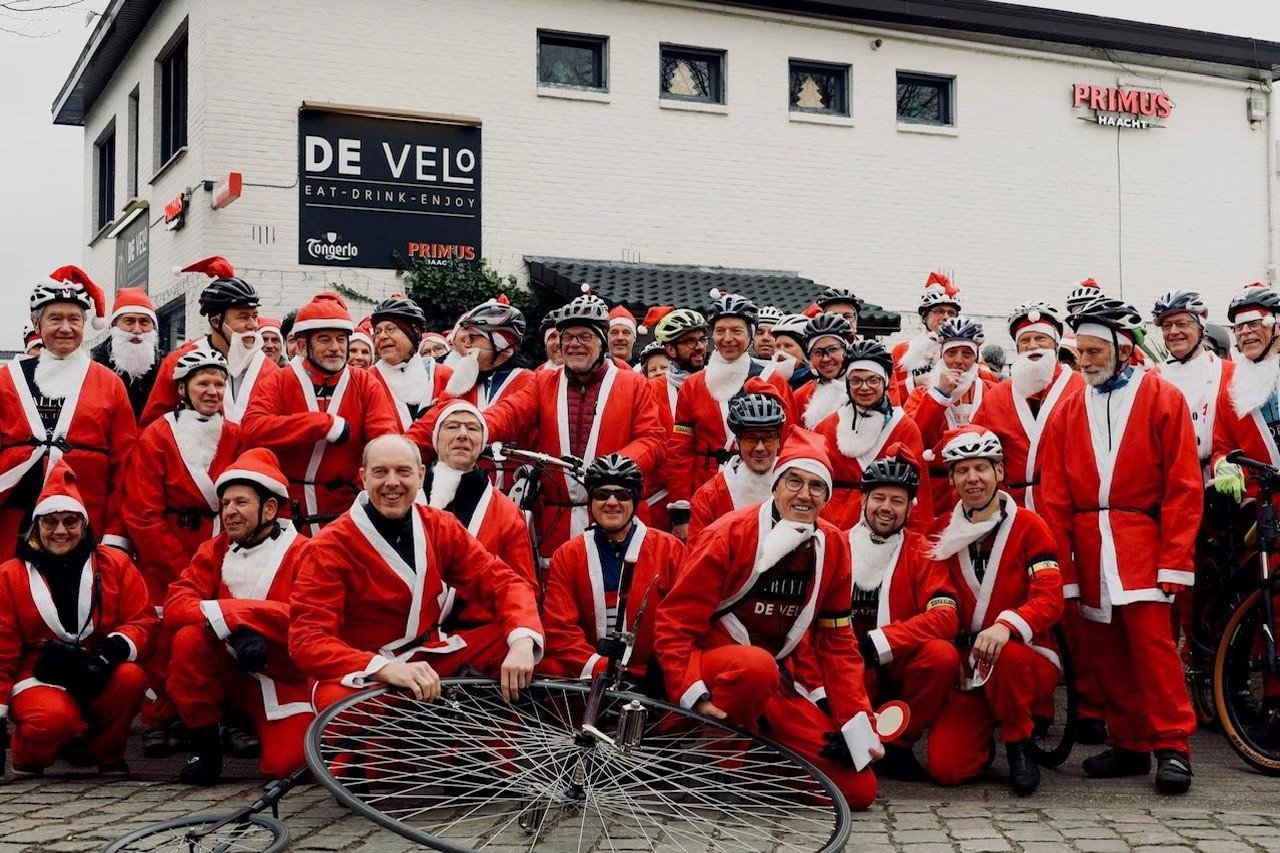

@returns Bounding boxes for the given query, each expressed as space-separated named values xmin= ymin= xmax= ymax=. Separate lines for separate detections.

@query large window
xmin=896 ymin=71 xmax=954 ymax=126
xmin=789 ymin=60 xmax=850 ymax=116
xmin=537 ymin=30 xmax=607 ymax=90
xmin=660 ymin=44 xmax=725 ymax=104
xmin=95 ymin=125 xmax=116 ymax=231
xmin=158 ymin=33 xmax=188 ymax=165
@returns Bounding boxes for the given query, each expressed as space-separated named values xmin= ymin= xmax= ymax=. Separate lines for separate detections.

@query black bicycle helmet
xmin=860 ymin=455 xmax=920 ymax=496
xmin=937 ymin=316 xmax=986 ymax=347
xmin=458 ymin=298 xmax=527 ymax=341
xmin=556 ymin=291 xmax=611 ymax=340
xmin=1152 ymin=291 xmax=1208 ymax=324
xmin=584 ymin=453 xmax=644 ymax=500
xmin=1204 ymin=323 xmax=1231 ymax=357
xmin=707 ymin=290 xmax=758 ymax=329
xmin=816 ymin=285 xmax=863 ymax=311
xmin=372 ymin=295 xmax=426 ymax=329
xmin=804 ymin=314 xmax=854 ymax=351
xmin=198 ymin=277 xmax=260 ymax=317
xmin=1067 ymin=296 xmax=1143 ymax=336
xmin=845 ymin=339 xmax=894 ymax=378
xmin=727 ymin=391 xmax=786 ymax=434
xmin=1227 ymin=283 xmax=1280 ymax=324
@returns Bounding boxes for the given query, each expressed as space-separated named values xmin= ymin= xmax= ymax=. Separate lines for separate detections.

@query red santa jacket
xmin=123 ymin=412 xmax=241 ymax=606
xmin=370 ymin=355 xmax=454 ymax=432
xmin=853 ymin=528 xmax=959 ymax=667
xmin=1040 ymin=369 xmax=1202 ymax=622
xmin=1211 ymin=358 xmax=1280 ymax=494
xmin=905 ymin=375 xmax=995 ymax=516
xmin=452 ymin=365 xmax=534 ymax=411
xmin=164 ymin=525 xmax=311 ymax=719
xmin=241 ymin=358 xmax=399 ymax=534
xmin=928 ymin=496 xmax=1063 ymax=684
xmin=689 ymin=470 xmax=735 ymax=542
xmin=541 ymin=520 xmax=683 ymax=680
xmin=289 ymin=497 xmax=543 ymax=687
xmin=813 ymin=405 xmax=932 ymax=532
xmin=141 ymin=340 xmax=278 ymax=427
xmin=970 ymin=365 xmax=1083 ymax=512
xmin=643 ymin=372 xmax=680 ymax=529
xmin=0 ymin=355 xmax=137 ymax=555
xmin=0 ymin=546 xmax=156 ymax=717
xmin=1156 ymin=351 xmax=1232 ymax=470
xmin=439 ymin=475 xmax=538 ymax=627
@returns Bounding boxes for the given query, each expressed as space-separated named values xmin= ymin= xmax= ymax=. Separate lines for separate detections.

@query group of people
xmin=1 ymin=255 xmax=1274 ymax=810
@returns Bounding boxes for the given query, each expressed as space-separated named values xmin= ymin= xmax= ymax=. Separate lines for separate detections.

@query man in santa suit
xmin=891 ymin=272 xmax=960 ymax=405
xmin=537 ymin=311 xmax=564 ymax=371
xmin=0 ymin=268 xmax=137 ymax=560
xmin=368 ymin=295 xmax=453 ymax=430
xmin=90 ymin=288 xmax=160 ymax=421
xmin=1152 ymin=291 xmax=1232 ymax=471
xmin=440 ymin=297 xmax=532 ymax=412
xmin=258 ymin=316 xmax=287 ymax=367
xmin=765 ymin=314 xmax=818 ymax=391
xmin=642 ymin=307 xmax=707 ymax=530
xmin=923 ymin=427 xmax=1063 ymax=795
xmin=906 ymin=316 xmax=995 ymax=516
xmin=752 ymin=305 xmax=783 ymax=358
xmin=607 ymin=305 xmax=637 ymax=364
xmin=814 ymin=285 xmax=863 ymax=340
xmin=1040 ymin=296 xmax=1200 ymax=794
xmin=654 ymin=429 xmax=883 ymax=810
xmin=542 ymin=454 xmax=684 ymax=689
xmin=0 ymin=461 xmax=155 ymax=775
xmin=242 ymin=292 xmax=399 ymax=535
xmin=420 ymin=331 xmax=449 ymax=361
xmin=689 ymin=382 xmax=786 ymax=541
xmin=22 ymin=322 xmax=42 ymax=357
xmin=164 ymin=448 xmax=312 ymax=784
xmin=141 ymin=257 xmax=277 ymax=427
xmin=636 ymin=342 xmax=668 ymax=378
xmin=412 ymin=292 xmax=665 ymax=564
xmin=289 ymin=435 xmax=543 ymax=711
xmin=815 ymin=340 xmax=931 ymax=532
xmin=668 ymin=292 xmax=795 ymax=541
xmin=797 ymin=313 xmax=853 ymax=430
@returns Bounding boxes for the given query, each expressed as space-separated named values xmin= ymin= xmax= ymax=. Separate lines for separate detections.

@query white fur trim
xmin=292 ymin=318 xmax=355 ymax=334
xmin=1157 ymin=569 xmax=1195 ymax=587
xmin=340 ymin=654 xmax=393 ymax=689
xmin=108 ymin=631 xmax=139 ymax=662
xmin=680 ymin=680 xmax=708 ymax=709
xmin=110 ymin=306 xmax=157 ymax=325
xmin=847 ymin=360 xmax=888 ymax=380
xmin=101 ymin=534 xmax=131 ymax=551
xmin=507 ymin=628 xmax=545 ymax=664
xmin=771 ymin=459 xmax=832 ymax=494
xmin=214 ymin=468 xmax=289 ymax=499
xmin=996 ymin=609 xmax=1033 ymax=644
xmin=1063 ymin=583 xmax=1080 ymax=600
xmin=1014 ymin=321 xmax=1059 ymax=341
xmin=326 ymin=415 xmax=347 ymax=443
xmin=434 ymin=399 xmax=488 ymax=447
xmin=868 ymin=628 xmax=893 ymax=665
xmin=1232 ymin=309 xmax=1271 ymax=324
xmin=200 ymin=600 xmax=231 ymax=640
xmin=840 ymin=711 xmax=881 ymax=772
xmin=32 ymin=495 xmax=86 ymax=516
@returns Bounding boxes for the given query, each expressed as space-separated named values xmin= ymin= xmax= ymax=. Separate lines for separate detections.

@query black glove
xmin=595 ymin=635 xmax=627 ymax=662
xmin=227 ymin=627 xmax=269 ymax=673
xmin=819 ymin=731 xmax=855 ymax=768
xmin=92 ymin=635 xmax=132 ymax=667
xmin=858 ymin=632 xmax=880 ymax=667
xmin=33 ymin=638 xmax=90 ymax=689
xmin=668 ymin=506 xmax=691 ymax=526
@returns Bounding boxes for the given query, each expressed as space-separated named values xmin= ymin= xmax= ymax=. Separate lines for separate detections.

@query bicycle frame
xmin=1226 ymin=451 xmax=1280 ymax=677
xmin=182 ymin=767 xmax=305 ymax=848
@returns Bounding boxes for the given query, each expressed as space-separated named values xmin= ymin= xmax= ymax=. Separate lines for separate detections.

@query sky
xmin=0 ymin=1 xmax=1278 ymax=348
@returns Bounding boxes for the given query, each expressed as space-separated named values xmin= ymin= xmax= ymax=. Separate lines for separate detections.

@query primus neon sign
xmin=1072 ymin=83 xmax=1173 ymax=130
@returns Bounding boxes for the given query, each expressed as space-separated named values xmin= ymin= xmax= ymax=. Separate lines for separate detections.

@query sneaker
xmin=59 ymin=736 xmax=94 ymax=767
xmin=1154 ymin=750 xmax=1193 ymax=794
xmin=1076 ymin=717 xmax=1109 ymax=746
xmin=1006 ymin=740 xmax=1040 ymax=796
xmin=1082 ymin=745 xmax=1151 ymax=778
xmin=877 ymin=744 xmax=926 ymax=781
xmin=10 ymin=763 xmax=44 ymax=778
xmin=178 ymin=727 xmax=223 ymax=786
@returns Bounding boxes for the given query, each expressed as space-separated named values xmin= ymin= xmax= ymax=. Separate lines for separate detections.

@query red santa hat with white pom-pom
xmin=609 ymin=305 xmax=636 ymax=333
xmin=771 ymin=427 xmax=834 ymax=494
xmin=638 ymin=306 xmax=673 ymax=336
xmin=922 ymin=425 xmax=1004 ymax=466
xmin=39 ymin=265 xmax=109 ymax=330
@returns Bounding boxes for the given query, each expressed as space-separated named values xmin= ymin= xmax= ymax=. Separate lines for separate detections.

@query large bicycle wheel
xmin=102 ymin=813 xmax=289 ymax=853
xmin=1213 ymin=586 xmax=1280 ymax=775
xmin=1028 ymin=625 xmax=1077 ymax=768
xmin=306 ymin=679 xmax=850 ymax=852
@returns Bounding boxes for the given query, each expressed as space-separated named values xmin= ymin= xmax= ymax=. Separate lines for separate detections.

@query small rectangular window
xmin=790 ymin=60 xmax=850 ymax=116
xmin=95 ymin=126 xmax=116 ymax=231
xmin=159 ymin=33 xmax=188 ymax=165
xmin=896 ymin=71 xmax=954 ymax=125
xmin=660 ymin=44 xmax=726 ymax=104
xmin=127 ymin=88 xmax=140 ymax=198
xmin=537 ymin=30 xmax=607 ymax=90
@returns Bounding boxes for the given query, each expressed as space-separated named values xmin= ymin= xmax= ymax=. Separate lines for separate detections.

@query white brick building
xmin=55 ymin=0 xmax=1280 ymax=351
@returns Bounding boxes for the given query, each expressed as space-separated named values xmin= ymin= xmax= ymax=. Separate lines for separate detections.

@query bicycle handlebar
xmin=1226 ymin=450 xmax=1278 ymax=475
xmin=488 ymin=442 xmax=585 ymax=477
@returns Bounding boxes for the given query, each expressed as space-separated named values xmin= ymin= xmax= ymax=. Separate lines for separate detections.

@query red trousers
xmin=141 ymin=622 xmax=177 ymax=730
xmin=863 ymin=638 xmax=960 ymax=745
xmin=701 ymin=645 xmax=877 ymax=810
xmin=1084 ymin=601 xmax=1195 ymax=754
xmin=925 ymin=642 xmax=1057 ymax=785
xmin=168 ymin=624 xmax=313 ymax=779
xmin=1061 ymin=605 xmax=1105 ymax=723
xmin=9 ymin=662 xmax=147 ymax=769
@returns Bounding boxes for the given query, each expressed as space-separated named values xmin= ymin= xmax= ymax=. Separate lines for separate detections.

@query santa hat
xmin=47 ymin=265 xmax=108 ymax=330
xmin=771 ymin=428 xmax=833 ymax=494
xmin=109 ymin=288 xmax=157 ymax=326
xmin=33 ymin=459 xmax=88 ymax=518
xmin=802 ymin=302 xmax=823 ymax=318
xmin=215 ymin=448 xmax=289 ymax=500
xmin=1011 ymin=308 xmax=1061 ymax=343
xmin=22 ymin=322 xmax=40 ymax=347
xmin=421 ymin=331 xmax=447 ymax=351
xmin=257 ymin=315 xmax=282 ymax=332
xmin=638 ymin=306 xmax=674 ymax=336
xmin=882 ymin=442 xmax=922 ymax=474
xmin=922 ymin=425 xmax=1003 ymax=466
xmin=432 ymin=399 xmax=488 ymax=448
xmin=351 ymin=317 xmax=374 ymax=349
xmin=178 ymin=256 xmax=236 ymax=279
xmin=292 ymin=292 xmax=354 ymax=334
xmin=609 ymin=305 xmax=637 ymax=333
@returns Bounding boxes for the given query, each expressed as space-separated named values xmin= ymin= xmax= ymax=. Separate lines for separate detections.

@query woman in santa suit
xmin=368 ymin=296 xmax=454 ymax=431
xmin=0 ymin=461 xmax=155 ymax=776
xmin=796 ymin=313 xmax=854 ymax=431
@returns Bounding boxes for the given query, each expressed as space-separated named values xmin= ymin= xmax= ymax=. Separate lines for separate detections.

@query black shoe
xmin=876 ymin=744 xmax=926 ymax=781
xmin=1006 ymin=740 xmax=1041 ymax=796
xmin=98 ymin=760 xmax=130 ymax=777
xmin=1082 ymin=745 xmax=1151 ymax=778
xmin=1076 ymin=717 xmax=1109 ymax=746
xmin=1154 ymin=750 xmax=1193 ymax=794
xmin=142 ymin=727 xmax=171 ymax=758
xmin=11 ymin=763 xmax=43 ymax=778
xmin=222 ymin=722 xmax=260 ymax=759
xmin=59 ymin=735 xmax=94 ymax=767
xmin=178 ymin=727 xmax=223 ymax=786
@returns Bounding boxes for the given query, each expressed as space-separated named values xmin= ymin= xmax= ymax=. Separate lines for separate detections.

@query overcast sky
xmin=0 ymin=0 xmax=1278 ymax=348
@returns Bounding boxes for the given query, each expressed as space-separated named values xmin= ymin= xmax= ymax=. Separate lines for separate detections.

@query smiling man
xmin=1149 ymin=291 xmax=1232 ymax=472
xmin=440 ymin=297 xmax=532 ymax=412
xmin=90 ymin=288 xmax=161 ymax=422
xmin=1212 ymin=283 xmax=1280 ymax=494
xmin=369 ymin=296 xmax=453 ymax=431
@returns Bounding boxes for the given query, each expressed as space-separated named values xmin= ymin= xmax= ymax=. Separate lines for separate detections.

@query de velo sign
xmin=1072 ymin=83 xmax=1174 ymax=130
xmin=298 ymin=108 xmax=481 ymax=269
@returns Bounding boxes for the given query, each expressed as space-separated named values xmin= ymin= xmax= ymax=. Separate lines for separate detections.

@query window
xmin=158 ymin=32 xmax=188 ymax=165
xmin=790 ymin=60 xmax=849 ymax=116
xmin=157 ymin=297 xmax=186 ymax=355
xmin=660 ymin=44 xmax=725 ymax=104
xmin=537 ymin=30 xmax=607 ymax=90
xmin=95 ymin=125 xmax=116 ymax=231
xmin=896 ymin=71 xmax=954 ymax=125
xmin=127 ymin=87 xmax=140 ymax=198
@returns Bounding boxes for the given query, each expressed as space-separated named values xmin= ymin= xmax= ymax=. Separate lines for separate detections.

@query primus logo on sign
xmin=1072 ymin=84 xmax=1174 ymax=130
xmin=306 ymin=232 xmax=359 ymax=262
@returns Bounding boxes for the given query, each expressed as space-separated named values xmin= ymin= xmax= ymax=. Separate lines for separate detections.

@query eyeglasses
xmin=809 ymin=345 xmax=845 ymax=361
xmin=1159 ymin=319 xmax=1198 ymax=333
xmin=676 ymin=335 xmax=708 ymax=349
xmin=737 ymin=434 xmax=780 ymax=450
xmin=38 ymin=515 xmax=84 ymax=532
xmin=560 ymin=331 xmax=598 ymax=346
xmin=779 ymin=475 xmax=829 ymax=499
xmin=372 ymin=323 xmax=403 ymax=339
xmin=590 ymin=487 xmax=634 ymax=503
xmin=1232 ymin=319 xmax=1270 ymax=333
xmin=847 ymin=376 xmax=885 ymax=389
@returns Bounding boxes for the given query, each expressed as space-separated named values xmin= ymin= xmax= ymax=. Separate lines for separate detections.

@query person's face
xmin=773 ymin=469 xmax=829 ymax=523
xmin=1234 ymin=318 xmax=1276 ymax=361
xmin=222 ymin=307 xmax=258 ymax=335
xmin=608 ymin=325 xmax=635 ymax=360
xmin=712 ymin=319 xmax=751 ymax=361
xmin=736 ymin=429 xmax=781 ymax=475
xmin=373 ymin=321 xmax=414 ymax=365
xmin=950 ymin=459 xmax=1002 ymax=510
xmin=589 ymin=486 xmax=635 ymax=536
xmin=643 ymin=354 xmax=669 ymax=379
xmin=809 ymin=336 xmax=846 ymax=381
xmin=545 ymin=332 xmax=562 ymax=363
xmin=942 ymin=345 xmax=976 ymax=372
xmin=666 ymin=330 xmax=708 ymax=372
xmin=36 ymin=511 xmax=85 ymax=555
xmin=559 ymin=326 xmax=603 ymax=373
xmin=775 ymin=336 xmax=806 ymax=362
xmin=863 ymin=486 xmax=910 ymax=536
xmin=115 ymin=312 xmax=155 ymax=337
xmin=824 ymin=304 xmax=859 ymax=336
xmin=459 ymin=328 xmax=501 ymax=371
xmin=287 ymin=334 xmax=301 ymax=358
xmin=306 ymin=330 xmax=350 ymax=372
xmin=38 ymin=305 xmax=85 ymax=356
xmin=438 ymin=411 xmax=484 ymax=471
xmin=25 ymin=341 xmax=43 ymax=357
xmin=361 ymin=441 xmax=425 ymax=519
xmin=1016 ymin=332 xmax=1057 ymax=354
xmin=753 ymin=325 xmax=776 ymax=357
xmin=183 ymin=368 xmax=227 ymax=417
xmin=1076 ymin=335 xmax=1123 ymax=386
xmin=420 ymin=338 xmax=449 ymax=360
xmin=1158 ymin=312 xmax=1201 ymax=361
xmin=220 ymin=484 xmax=277 ymax=544
xmin=260 ymin=329 xmax=283 ymax=361
xmin=347 ymin=340 xmax=373 ymax=369
xmin=925 ymin=305 xmax=958 ymax=332
xmin=847 ymin=369 xmax=887 ymax=408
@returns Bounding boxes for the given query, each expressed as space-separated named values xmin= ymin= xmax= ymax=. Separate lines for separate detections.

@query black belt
xmin=164 ymin=507 xmax=217 ymax=530
xmin=696 ymin=449 xmax=735 ymax=465
xmin=1005 ymin=480 xmax=1038 ymax=489
xmin=1084 ymin=505 xmax=1159 ymax=520
xmin=543 ymin=500 xmax=588 ymax=509
xmin=16 ymin=436 xmax=110 ymax=455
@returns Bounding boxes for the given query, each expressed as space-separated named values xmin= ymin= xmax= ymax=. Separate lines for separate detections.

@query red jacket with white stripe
xmin=141 ymin=340 xmax=278 ymax=427
xmin=904 ymin=375 xmax=996 ymax=517
xmin=853 ymin=528 xmax=959 ymax=667
xmin=1211 ymin=358 xmax=1276 ymax=496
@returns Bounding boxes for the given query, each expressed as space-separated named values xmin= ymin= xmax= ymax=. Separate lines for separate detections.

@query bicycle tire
xmin=1213 ymin=586 xmax=1280 ymax=776
xmin=1027 ymin=624 xmax=1077 ymax=768
xmin=306 ymin=678 xmax=851 ymax=852
xmin=102 ymin=813 xmax=289 ymax=853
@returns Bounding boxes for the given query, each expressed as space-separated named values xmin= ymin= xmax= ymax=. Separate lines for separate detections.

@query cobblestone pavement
xmin=1 ymin=730 xmax=1278 ymax=852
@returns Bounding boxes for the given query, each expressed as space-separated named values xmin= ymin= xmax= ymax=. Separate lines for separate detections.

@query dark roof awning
xmin=525 ymin=256 xmax=901 ymax=337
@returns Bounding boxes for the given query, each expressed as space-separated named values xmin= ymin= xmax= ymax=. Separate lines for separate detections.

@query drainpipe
xmin=1268 ymin=72 xmax=1278 ymax=284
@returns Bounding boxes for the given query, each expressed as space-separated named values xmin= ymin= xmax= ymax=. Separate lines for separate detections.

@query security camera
xmin=870 ymin=38 xmax=884 ymax=50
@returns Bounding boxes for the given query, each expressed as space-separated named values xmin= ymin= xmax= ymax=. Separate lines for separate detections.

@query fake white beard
xmin=221 ymin=534 xmax=280 ymax=599
xmin=835 ymin=402 xmax=886 ymax=459
xmin=428 ymin=461 xmax=465 ymax=509
xmin=704 ymin=350 xmax=751 ymax=403
xmin=172 ymin=410 xmax=224 ymax=475
xmin=443 ymin=349 xmax=481 ymax=397
xmin=725 ymin=456 xmax=775 ymax=509
xmin=931 ymin=500 xmax=1003 ymax=561
xmin=803 ymin=377 xmax=847 ymax=430
xmin=849 ymin=520 xmax=901 ymax=592
xmin=443 ymin=347 xmax=465 ymax=367
xmin=226 ymin=330 xmax=263 ymax=378
xmin=899 ymin=333 xmax=939 ymax=374
xmin=33 ymin=348 xmax=90 ymax=400
xmin=929 ymin=361 xmax=978 ymax=403
xmin=755 ymin=516 xmax=816 ymax=575
xmin=767 ymin=352 xmax=796 ymax=381
xmin=109 ymin=328 xmax=158 ymax=379
xmin=1010 ymin=348 xmax=1057 ymax=398
xmin=1230 ymin=351 xmax=1280 ymax=417
xmin=377 ymin=353 xmax=431 ymax=406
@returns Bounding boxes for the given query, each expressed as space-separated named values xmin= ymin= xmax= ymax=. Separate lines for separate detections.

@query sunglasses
xmin=590 ymin=487 xmax=634 ymax=503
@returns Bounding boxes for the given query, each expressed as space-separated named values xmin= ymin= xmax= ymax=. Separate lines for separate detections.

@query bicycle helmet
xmin=926 ymin=426 xmax=1004 ymax=466
xmin=371 ymin=295 xmax=427 ymax=330
xmin=804 ymin=314 xmax=854 ymax=352
xmin=727 ymin=391 xmax=786 ymax=434
xmin=1065 ymin=277 xmax=1103 ymax=314
xmin=1152 ymin=291 xmax=1208 ymax=324
xmin=173 ymin=345 xmax=229 ymax=381
xmin=707 ymin=290 xmax=758 ymax=329
xmin=816 ymin=285 xmax=863 ymax=311
xmin=757 ymin=305 xmax=784 ymax=327
xmin=1007 ymin=301 xmax=1064 ymax=341
xmin=638 ymin=340 xmax=666 ymax=364
xmin=181 ymin=257 xmax=260 ymax=318
xmin=860 ymin=455 xmax=920 ymax=495
xmin=1226 ymin=282 xmax=1280 ymax=324
xmin=458 ymin=297 xmax=527 ymax=343
xmin=845 ymin=339 xmax=894 ymax=380
xmin=937 ymin=316 xmax=986 ymax=349
xmin=653 ymin=308 xmax=708 ymax=344
xmin=555 ymin=290 xmax=611 ymax=341
xmin=583 ymin=453 xmax=644 ymax=501
xmin=30 ymin=266 xmax=109 ymax=329
xmin=1204 ymin=323 xmax=1231 ymax=357
xmin=917 ymin=272 xmax=960 ymax=318
xmin=770 ymin=314 xmax=810 ymax=349
xmin=1067 ymin=296 xmax=1143 ymax=337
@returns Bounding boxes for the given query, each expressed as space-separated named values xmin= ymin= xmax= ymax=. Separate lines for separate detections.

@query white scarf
xmin=427 ymin=461 xmax=465 ymax=509
xmin=109 ymin=328 xmax=158 ymax=379
xmin=931 ymin=499 xmax=1004 ymax=561
xmin=377 ymin=353 xmax=432 ymax=407
xmin=172 ymin=410 xmax=224 ymax=475
xmin=33 ymin=348 xmax=90 ymax=400
xmin=849 ymin=520 xmax=901 ymax=592
xmin=1010 ymin=348 xmax=1056 ymax=398
xmin=724 ymin=456 xmax=775 ymax=509
xmin=443 ymin=349 xmax=481 ymax=398
xmin=899 ymin=332 xmax=939 ymax=374
xmin=835 ymin=402 xmax=887 ymax=459
xmin=803 ymin=378 xmax=847 ymax=429
xmin=755 ymin=516 xmax=816 ymax=575
xmin=1229 ymin=351 xmax=1280 ymax=417
xmin=222 ymin=531 xmax=282 ymax=599
xmin=704 ymin=351 xmax=751 ymax=403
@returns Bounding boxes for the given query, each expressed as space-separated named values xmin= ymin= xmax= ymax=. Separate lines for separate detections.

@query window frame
xmin=659 ymin=43 xmax=727 ymax=105
xmin=536 ymin=29 xmax=609 ymax=92
xmin=157 ymin=27 xmax=189 ymax=168
xmin=895 ymin=71 xmax=955 ymax=126
xmin=94 ymin=122 xmax=117 ymax=233
xmin=126 ymin=87 xmax=140 ymax=199
xmin=788 ymin=58 xmax=851 ymax=117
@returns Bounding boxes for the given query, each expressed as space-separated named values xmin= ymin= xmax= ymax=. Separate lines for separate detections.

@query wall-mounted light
xmin=1248 ymin=92 xmax=1268 ymax=123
